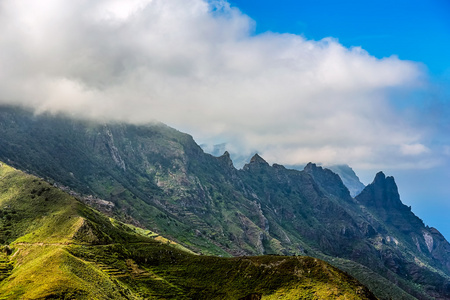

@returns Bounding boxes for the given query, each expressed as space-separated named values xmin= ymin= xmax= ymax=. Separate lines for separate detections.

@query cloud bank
xmin=0 ymin=0 xmax=436 ymax=168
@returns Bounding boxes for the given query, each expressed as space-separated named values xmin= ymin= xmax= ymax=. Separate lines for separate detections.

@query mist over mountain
xmin=0 ymin=0 xmax=438 ymax=172
xmin=201 ymin=144 xmax=364 ymax=197
xmin=1 ymin=0 xmax=449 ymax=244
xmin=1 ymin=0 xmax=449 ymax=299
xmin=200 ymin=142 xmax=251 ymax=169
xmin=326 ymin=164 xmax=366 ymax=197
xmin=0 ymin=105 xmax=449 ymax=299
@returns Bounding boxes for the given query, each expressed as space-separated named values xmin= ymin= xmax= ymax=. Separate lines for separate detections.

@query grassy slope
xmin=1 ymin=107 xmax=447 ymax=299
xmin=0 ymin=163 xmax=142 ymax=299
xmin=0 ymin=162 xmax=376 ymax=299
xmin=1 ymin=107 xmax=448 ymax=300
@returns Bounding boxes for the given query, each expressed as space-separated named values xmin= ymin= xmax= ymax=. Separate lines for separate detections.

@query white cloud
xmin=0 ymin=0 xmax=433 ymax=169
xmin=400 ymin=144 xmax=430 ymax=156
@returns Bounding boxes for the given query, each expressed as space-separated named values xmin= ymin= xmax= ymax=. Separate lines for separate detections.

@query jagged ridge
xmin=0 ymin=162 xmax=377 ymax=299
xmin=0 ymin=105 xmax=450 ymax=299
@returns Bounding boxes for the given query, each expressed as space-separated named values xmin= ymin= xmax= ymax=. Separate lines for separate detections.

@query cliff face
xmin=327 ymin=164 xmax=366 ymax=197
xmin=0 ymin=162 xmax=378 ymax=300
xmin=0 ymin=105 xmax=449 ymax=299
xmin=304 ymin=163 xmax=354 ymax=202
xmin=356 ymin=173 xmax=450 ymax=277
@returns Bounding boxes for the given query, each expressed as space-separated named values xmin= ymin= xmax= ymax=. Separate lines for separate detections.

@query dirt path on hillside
xmin=13 ymin=242 xmax=72 ymax=246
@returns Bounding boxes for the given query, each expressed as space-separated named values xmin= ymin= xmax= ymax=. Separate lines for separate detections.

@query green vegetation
xmin=68 ymin=243 xmax=377 ymax=300
xmin=1 ymin=106 xmax=449 ymax=299
xmin=0 ymin=162 xmax=376 ymax=299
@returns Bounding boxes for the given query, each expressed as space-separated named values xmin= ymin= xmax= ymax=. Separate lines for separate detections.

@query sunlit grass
xmin=0 ymin=162 xmax=376 ymax=299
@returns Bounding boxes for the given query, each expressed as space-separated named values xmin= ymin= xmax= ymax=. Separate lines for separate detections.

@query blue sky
xmin=230 ymin=0 xmax=450 ymax=239
xmin=0 ymin=0 xmax=448 ymax=239
xmin=231 ymin=0 xmax=450 ymax=76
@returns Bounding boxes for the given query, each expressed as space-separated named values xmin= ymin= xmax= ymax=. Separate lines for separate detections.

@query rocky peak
xmin=326 ymin=164 xmax=365 ymax=197
xmin=249 ymin=153 xmax=268 ymax=165
xmin=355 ymin=172 xmax=428 ymax=234
xmin=373 ymin=171 xmax=386 ymax=184
xmin=303 ymin=162 xmax=319 ymax=172
xmin=221 ymin=151 xmax=231 ymax=160
xmin=303 ymin=162 xmax=352 ymax=201
xmin=243 ymin=154 xmax=270 ymax=171
xmin=218 ymin=151 xmax=234 ymax=169
xmin=357 ymin=172 xmax=401 ymax=208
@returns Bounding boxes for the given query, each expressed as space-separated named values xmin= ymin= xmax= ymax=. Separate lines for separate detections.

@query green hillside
xmin=0 ymin=162 xmax=377 ymax=299
xmin=1 ymin=106 xmax=449 ymax=299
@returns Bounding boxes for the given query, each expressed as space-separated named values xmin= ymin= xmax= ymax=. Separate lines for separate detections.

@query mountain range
xmin=1 ymin=162 xmax=378 ymax=299
xmin=0 ymin=105 xmax=449 ymax=299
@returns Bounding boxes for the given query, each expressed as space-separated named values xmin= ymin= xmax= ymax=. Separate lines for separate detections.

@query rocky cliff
xmin=327 ymin=164 xmax=366 ymax=197
xmin=0 ymin=162 xmax=378 ymax=299
xmin=0 ymin=105 xmax=449 ymax=299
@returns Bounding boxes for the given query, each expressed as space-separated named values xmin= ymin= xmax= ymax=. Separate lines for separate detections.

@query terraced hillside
xmin=0 ymin=162 xmax=377 ymax=299
xmin=1 ymin=105 xmax=449 ymax=299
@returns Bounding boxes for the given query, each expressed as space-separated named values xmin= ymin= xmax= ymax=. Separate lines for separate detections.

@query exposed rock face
xmin=304 ymin=163 xmax=353 ymax=202
xmin=0 ymin=162 xmax=379 ymax=300
xmin=0 ymin=105 xmax=450 ymax=299
xmin=218 ymin=151 xmax=234 ymax=169
xmin=103 ymin=126 xmax=126 ymax=171
xmin=428 ymin=227 xmax=450 ymax=274
xmin=356 ymin=173 xmax=450 ymax=297
xmin=356 ymin=172 xmax=424 ymax=231
xmin=243 ymin=153 xmax=270 ymax=171
xmin=327 ymin=164 xmax=366 ymax=197
xmin=357 ymin=172 xmax=401 ymax=206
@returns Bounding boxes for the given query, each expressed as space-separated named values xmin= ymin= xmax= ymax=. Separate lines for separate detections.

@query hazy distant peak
xmin=304 ymin=162 xmax=353 ymax=201
xmin=326 ymin=164 xmax=366 ymax=197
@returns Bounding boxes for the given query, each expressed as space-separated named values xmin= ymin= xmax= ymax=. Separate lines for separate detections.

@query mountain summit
xmin=0 ymin=105 xmax=449 ymax=299
xmin=0 ymin=162 xmax=377 ymax=299
xmin=357 ymin=171 xmax=403 ymax=210
xmin=326 ymin=164 xmax=366 ymax=197
xmin=243 ymin=153 xmax=270 ymax=170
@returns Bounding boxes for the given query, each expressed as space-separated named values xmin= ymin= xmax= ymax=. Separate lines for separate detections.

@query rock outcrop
xmin=0 ymin=105 xmax=449 ymax=299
